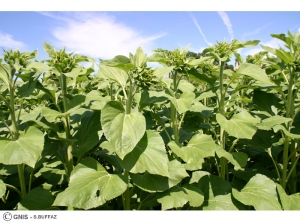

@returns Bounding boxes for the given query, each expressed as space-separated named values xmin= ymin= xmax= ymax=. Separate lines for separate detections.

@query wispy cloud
xmin=188 ymin=12 xmax=213 ymax=46
xmin=217 ymin=11 xmax=234 ymax=40
xmin=40 ymin=12 xmax=166 ymax=59
xmin=242 ymin=23 xmax=271 ymax=39
xmin=0 ymin=31 xmax=27 ymax=50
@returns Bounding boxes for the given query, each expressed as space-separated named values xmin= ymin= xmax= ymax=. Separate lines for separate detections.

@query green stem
xmin=28 ymin=172 xmax=33 ymax=192
xmin=60 ymin=74 xmax=73 ymax=179
xmin=17 ymin=164 xmax=26 ymax=198
xmin=218 ymin=61 xmax=228 ymax=180
xmin=170 ymin=71 xmax=180 ymax=145
xmin=122 ymin=170 xmax=131 ymax=210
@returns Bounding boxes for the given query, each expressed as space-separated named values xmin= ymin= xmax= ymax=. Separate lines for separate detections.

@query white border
xmin=1 ymin=0 xmax=300 ymax=11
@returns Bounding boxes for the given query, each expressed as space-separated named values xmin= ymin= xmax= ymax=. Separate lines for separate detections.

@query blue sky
xmin=0 ymin=9 xmax=299 ymax=65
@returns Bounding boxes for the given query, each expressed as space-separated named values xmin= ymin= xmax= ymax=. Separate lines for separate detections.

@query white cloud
xmin=242 ymin=23 xmax=271 ymax=39
xmin=41 ymin=12 xmax=166 ymax=59
xmin=188 ymin=12 xmax=213 ymax=46
xmin=0 ymin=31 xmax=27 ymax=50
xmin=217 ymin=11 xmax=234 ymax=40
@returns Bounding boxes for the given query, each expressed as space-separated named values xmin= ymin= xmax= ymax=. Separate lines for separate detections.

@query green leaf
xmin=0 ymin=179 xmax=6 ymax=198
xmin=118 ymin=130 xmax=169 ymax=177
xmin=291 ymin=111 xmax=300 ymax=134
xmin=188 ymin=68 xmax=217 ymax=86
xmin=216 ymin=111 xmax=260 ymax=139
xmin=153 ymin=66 xmax=174 ymax=79
xmin=215 ymin=146 xmax=248 ymax=170
xmin=0 ymin=126 xmax=44 ymax=168
xmin=0 ymin=64 xmax=10 ymax=86
xmin=275 ymin=48 xmax=293 ymax=64
xmin=43 ymin=42 xmax=56 ymax=58
xmin=232 ymin=174 xmax=282 ymax=210
xmin=253 ymin=90 xmax=282 ymax=115
xmin=131 ymin=47 xmax=147 ymax=68
xmin=157 ymin=184 xmax=204 ymax=210
xmin=26 ymin=62 xmax=50 ymax=71
xmin=276 ymin=184 xmax=300 ymax=210
xmin=97 ymin=64 xmax=128 ymax=88
xmin=177 ymin=80 xmax=195 ymax=93
xmin=257 ymin=115 xmax=292 ymax=130
xmin=273 ymin=124 xmax=300 ymax=139
xmin=168 ymin=134 xmax=217 ymax=170
xmin=17 ymin=187 xmax=58 ymax=210
xmin=73 ymin=110 xmax=102 ymax=157
xmin=101 ymin=101 xmax=146 ymax=159
xmin=236 ymin=63 xmax=274 ymax=85
xmin=261 ymin=45 xmax=277 ymax=55
xmin=16 ymin=74 xmax=39 ymax=98
xmin=203 ymin=193 xmax=241 ymax=210
xmin=168 ymin=92 xmax=195 ymax=114
xmin=130 ymin=159 xmax=188 ymax=193
xmin=53 ymin=157 xmax=127 ymax=209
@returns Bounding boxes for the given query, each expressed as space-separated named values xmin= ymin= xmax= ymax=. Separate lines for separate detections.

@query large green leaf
xmin=118 ymin=130 xmax=169 ymax=177
xmin=203 ymin=193 xmax=241 ymax=210
xmin=73 ymin=110 xmax=102 ymax=157
xmin=53 ymin=157 xmax=127 ymax=209
xmin=236 ymin=63 xmax=274 ymax=85
xmin=130 ymin=47 xmax=147 ymax=68
xmin=130 ymin=159 xmax=188 ymax=193
xmin=0 ymin=126 xmax=44 ymax=168
xmin=253 ymin=90 xmax=282 ymax=115
xmin=153 ymin=66 xmax=174 ymax=79
xmin=0 ymin=64 xmax=10 ymax=86
xmin=168 ymin=92 xmax=195 ymax=114
xmin=0 ymin=179 xmax=6 ymax=198
xmin=215 ymin=146 xmax=248 ymax=170
xmin=157 ymin=184 xmax=204 ymax=210
xmin=97 ymin=64 xmax=128 ymax=88
xmin=17 ymin=187 xmax=58 ymax=210
xmin=189 ymin=172 xmax=241 ymax=209
xmin=101 ymin=101 xmax=146 ymax=159
xmin=216 ymin=111 xmax=260 ymax=139
xmin=232 ymin=174 xmax=282 ymax=210
xmin=276 ymin=184 xmax=300 ymax=210
xmin=168 ymin=134 xmax=217 ymax=170
xmin=257 ymin=115 xmax=292 ymax=130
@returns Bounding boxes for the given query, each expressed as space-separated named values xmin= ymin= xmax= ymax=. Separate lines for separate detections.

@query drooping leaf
xmin=101 ymin=101 xmax=146 ymax=159
xmin=153 ymin=66 xmax=174 ymax=79
xmin=18 ymin=187 xmax=58 ymax=210
xmin=253 ymin=90 xmax=282 ymax=115
xmin=215 ymin=146 xmax=248 ymax=170
xmin=232 ymin=174 xmax=282 ymax=210
xmin=53 ymin=157 xmax=127 ymax=209
xmin=203 ymin=193 xmax=241 ymax=210
xmin=273 ymin=125 xmax=300 ymax=139
xmin=0 ymin=64 xmax=10 ymax=86
xmin=216 ymin=111 xmax=260 ymax=139
xmin=157 ymin=184 xmax=204 ymax=210
xmin=276 ymin=184 xmax=300 ymax=210
xmin=291 ymin=111 xmax=300 ymax=134
xmin=73 ymin=110 xmax=102 ymax=157
xmin=168 ymin=92 xmax=195 ymax=114
xmin=118 ymin=130 xmax=169 ymax=177
xmin=168 ymin=134 xmax=217 ymax=170
xmin=97 ymin=64 xmax=128 ymax=88
xmin=130 ymin=159 xmax=188 ymax=193
xmin=257 ymin=115 xmax=292 ymax=130
xmin=236 ymin=63 xmax=274 ymax=85
xmin=0 ymin=179 xmax=6 ymax=198
xmin=177 ymin=80 xmax=195 ymax=93
xmin=0 ymin=126 xmax=44 ymax=168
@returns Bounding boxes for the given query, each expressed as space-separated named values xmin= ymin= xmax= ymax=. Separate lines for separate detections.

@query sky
xmin=1 ymin=1 xmax=300 ymax=67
